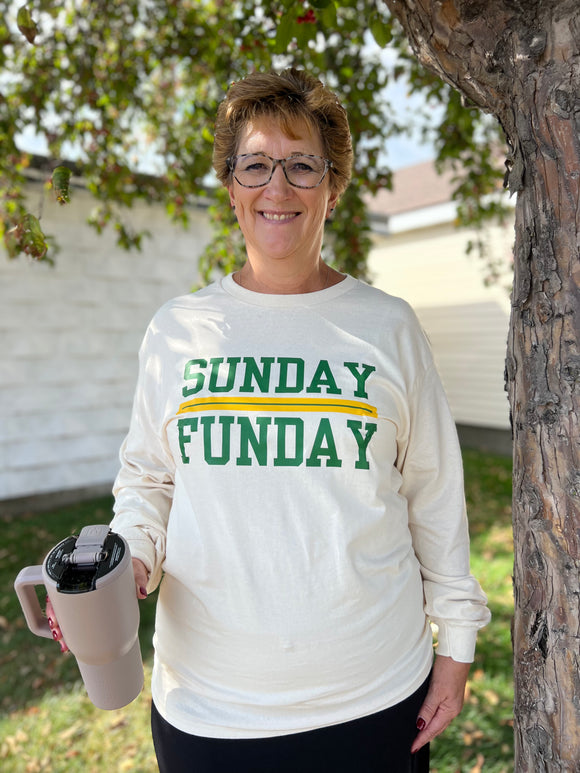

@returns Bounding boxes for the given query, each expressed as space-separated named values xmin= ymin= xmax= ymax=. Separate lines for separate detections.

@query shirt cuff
xmin=435 ymin=623 xmax=480 ymax=663
xmin=113 ymin=526 xmax=162 ymax=593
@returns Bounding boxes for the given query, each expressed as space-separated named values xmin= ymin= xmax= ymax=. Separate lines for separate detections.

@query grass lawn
xmin=0 ymin=448 xmax=514 ymax=772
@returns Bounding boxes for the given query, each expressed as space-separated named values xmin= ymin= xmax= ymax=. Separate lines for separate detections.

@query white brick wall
xmin=1 ymin=180 xmax=212 ymax=502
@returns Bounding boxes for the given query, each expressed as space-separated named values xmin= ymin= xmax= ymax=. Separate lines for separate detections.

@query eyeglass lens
xmin=233 ymin=155 xmax=327 ymax=188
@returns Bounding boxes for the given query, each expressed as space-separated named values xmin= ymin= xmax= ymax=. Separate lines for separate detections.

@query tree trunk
xmin=385 ymin=1 xmax=580 ymax=769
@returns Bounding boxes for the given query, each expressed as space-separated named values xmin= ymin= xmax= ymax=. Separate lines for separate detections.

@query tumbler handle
xmin=14 ymin=565 xmax=52 ymax=639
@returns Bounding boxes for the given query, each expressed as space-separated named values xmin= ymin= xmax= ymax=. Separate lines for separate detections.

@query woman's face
xmin=227 ymin=117 xmax=338 ymax=268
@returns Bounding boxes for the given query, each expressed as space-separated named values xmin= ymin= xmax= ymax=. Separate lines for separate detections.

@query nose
xmin=265 ymin=162 xmax=292 ymax=195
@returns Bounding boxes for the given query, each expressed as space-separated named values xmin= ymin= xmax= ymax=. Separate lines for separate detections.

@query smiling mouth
xmin=260 ymin=211 xmax=299 ymax=222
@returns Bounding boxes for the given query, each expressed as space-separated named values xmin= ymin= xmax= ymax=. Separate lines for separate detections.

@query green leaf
xmin=16 ymin=5 xmax=38 ymax=44
xmin=8 ymin=214 xmax=48 ymax=261
xmin=296 ymin=19 xmax=317 ymax=49
xmin=275 ymin=12 xmax=294 ymax=53
xmin=370 ymin=14 xmax=391 ymax=48
xmin=320 ymin=3 xmax=338 ymax=28
xmin=22 ymin=214 xmax=49 ymax=260
xmin=51 ymin=166 xmax=73 ymax=205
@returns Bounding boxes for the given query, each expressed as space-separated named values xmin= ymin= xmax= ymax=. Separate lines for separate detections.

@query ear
xmin=326 ymin=190 xmax=339 ymax=219
xmin=227 ymin=185 xmax=236 ymax=210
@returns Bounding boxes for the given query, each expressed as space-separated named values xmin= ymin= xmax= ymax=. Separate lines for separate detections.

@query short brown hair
xmin=213 ymin=68 xmax=353 ymax=196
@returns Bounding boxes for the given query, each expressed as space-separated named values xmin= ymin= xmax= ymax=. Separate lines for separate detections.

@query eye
xmin=287 ymin=159 xmax=316 ymax=174
xmin=246 ymin=161 xmax=269 ymax=172
xmin=287 ymin=156 xmax=325 ymax=176
xmin=237 ymin=155 xmax=271 ymax=173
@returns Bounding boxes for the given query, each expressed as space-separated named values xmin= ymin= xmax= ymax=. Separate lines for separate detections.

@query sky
xmin=378 ymin=106 xmax=437 ymax=171
xmin=366 ymin=34 xmax=439 ymax=171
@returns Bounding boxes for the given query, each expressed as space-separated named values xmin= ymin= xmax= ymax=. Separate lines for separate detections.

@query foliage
xmin=1 ymin=0 xmax=508 ymax=281
xmin=0 ymin=449 xmax=514 ymax=771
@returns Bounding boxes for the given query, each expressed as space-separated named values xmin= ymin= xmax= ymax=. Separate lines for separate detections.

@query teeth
xmin=262 ymin=212 xmax=295 ymax=221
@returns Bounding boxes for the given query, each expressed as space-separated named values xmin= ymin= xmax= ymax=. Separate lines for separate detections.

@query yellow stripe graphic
xmin=177 ymin=396 xmax=378 ymax=418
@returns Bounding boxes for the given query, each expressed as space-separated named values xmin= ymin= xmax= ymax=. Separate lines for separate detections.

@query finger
xmin=46 ymin=596 xmax=58 ymax=635
xmin=46 ymin=597 xmax=69 ymax=653
xmin=50 ymin=620 xmax=67 ymax=650
xmin=411 ymin=707 xmax=456 ymax=754
xmin=132 ymin=559 xmax=149 ymax=600
xmin=414 ymin=689 xmax=439 ymax=729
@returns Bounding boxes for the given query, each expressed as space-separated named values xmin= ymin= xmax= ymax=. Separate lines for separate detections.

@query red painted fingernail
xmin=140 ymin=586 xmax=148 ymax=598
xmin=416 ymin=717 xmax=426 ymax=731
xmin=52 ymin=629 xmax=59 ymax=641
xmin=48 ymin=617 xmax=54 ymax=629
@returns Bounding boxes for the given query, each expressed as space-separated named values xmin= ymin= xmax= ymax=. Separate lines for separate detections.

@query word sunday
xmin=176 ymin=356 xmax=379 ymax=469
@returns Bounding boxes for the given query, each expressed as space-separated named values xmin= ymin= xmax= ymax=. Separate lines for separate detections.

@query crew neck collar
xmin=220 ymin=272 xmax=356 ymax=307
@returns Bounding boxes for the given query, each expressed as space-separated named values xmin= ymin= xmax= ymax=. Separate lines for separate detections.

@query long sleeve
xmin=110 ymin=325 xmax=175 ymax=592
xmin=398 ymin=364 xmax=491 ymax=662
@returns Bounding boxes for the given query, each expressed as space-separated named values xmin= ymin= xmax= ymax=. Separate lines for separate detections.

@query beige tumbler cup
xmin=14 ymin=525 xmax=144 ymax=710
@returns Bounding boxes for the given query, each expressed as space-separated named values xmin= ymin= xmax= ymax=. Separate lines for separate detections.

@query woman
xmin=50 ymin=68 xmax=490 ymax=772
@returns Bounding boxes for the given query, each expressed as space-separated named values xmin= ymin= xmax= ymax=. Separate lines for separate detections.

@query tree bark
xmin=385 ymin=1 xmax=580 ymax=769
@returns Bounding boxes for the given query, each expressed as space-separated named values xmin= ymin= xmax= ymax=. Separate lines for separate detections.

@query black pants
xmin=151 ymin=677 xmax=431 ymax=773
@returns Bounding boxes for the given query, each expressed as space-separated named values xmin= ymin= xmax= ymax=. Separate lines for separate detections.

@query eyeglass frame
xmin=226 ymin=153 xmax=333 ymax=189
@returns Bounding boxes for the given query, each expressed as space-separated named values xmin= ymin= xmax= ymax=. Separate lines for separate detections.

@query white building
xmin=366 ymin=161 xmax=514 ymax=455
xmin=0 ymin=162 xmax=514 ymax=513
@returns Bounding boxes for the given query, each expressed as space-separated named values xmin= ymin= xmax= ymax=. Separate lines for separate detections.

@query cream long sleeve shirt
xmin=111 ymin=273 xmax=490 ymax=738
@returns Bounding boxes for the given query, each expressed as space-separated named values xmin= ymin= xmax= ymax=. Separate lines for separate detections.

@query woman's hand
xmin=132 ymin=558 xmax=150 ymax=600
xmin=411 ymin=654 xmax=471 ymax=754
xmin=46 ymin=557 xmax=150 ymax=652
